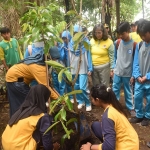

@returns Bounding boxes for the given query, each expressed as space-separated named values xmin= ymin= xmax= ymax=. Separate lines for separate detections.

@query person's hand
xmin=137 ymin=77 xmax=143 ymax=83
xmin=130 ymin=77 xmax=135 ymax=85
xmin=141 ymin=76 xmax=147 ymax=83
xmin=80 ymin=142 xmax=91 ymax=150
xmin=138 ymin=76 xmax=146 ymax=83
xmin=87 ymin=71 xmax=92 ymax=76
xmin=53 ymin=142 xmax=60 ymax=150
xmin=5 ymin=66 xmax=9 ymax=71
xmin=110 ymin=70 xmax=114 ymax=78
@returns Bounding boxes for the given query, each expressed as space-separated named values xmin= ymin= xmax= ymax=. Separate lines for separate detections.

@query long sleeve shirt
xmin=6 ymin=63 xmax=58 ymax=99
xmin=113 ymin=39 xmax=136 ymax=77
xmin=133 ymin=42 xmax=150 ymax=80
xmin=99 ymin=105 xmax=139 ymax=150
xmin=2 ymin=113 xmax=53 ymax=150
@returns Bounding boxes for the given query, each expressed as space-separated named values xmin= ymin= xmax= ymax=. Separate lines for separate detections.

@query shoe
xmin=70 ymin=99 xmax=74 ymax=103
xmin=78 ymin=103 xmax=85 ymax=109
xmin=129 ymin=110 xmax=136 ymax=117
xmin=86 ymin=105 xmax=92 ymax=111
xmin=141 ymin=117 xmax=150 ymax=126
xmin=147 ymin=141 xmax=150 ymax=148
xmin=129 ymin=117 xmax=143 ymax=123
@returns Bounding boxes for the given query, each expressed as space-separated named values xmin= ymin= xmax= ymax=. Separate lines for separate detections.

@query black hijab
xmin=8 ymin=84 xmax=50 ymax=126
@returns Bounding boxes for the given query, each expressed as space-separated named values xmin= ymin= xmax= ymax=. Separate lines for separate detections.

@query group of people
xmin=0 ymin=18 xmax=150 ymax=149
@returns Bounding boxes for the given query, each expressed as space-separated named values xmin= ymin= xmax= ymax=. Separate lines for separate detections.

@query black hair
xmin=137 ymin=19 xmax=150 ymax=35
xmin=82 ymin=26 xmax=87 ymax=32
xmin=91 ymin=84 xmax=127 ymax=118
xmin=0 ymin=27 xmax=10 ymax=34
xmin=92 ymin=24 xmax=108 ymax=41
xmin=117 ymin=22 xmax=130 ymax=34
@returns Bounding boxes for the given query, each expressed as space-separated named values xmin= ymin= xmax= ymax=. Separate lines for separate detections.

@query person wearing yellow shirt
xmin=90 ymin=24 xmax=114 ymax=87
xmin=2 ymin=84 xmax=60 ymax=150
xmin=0 ymin=27 xmax=23 ymax=71
xmin=6 ymin=51 xmax=59 ymax=117
xmin=80 ymin=84 xmax=139 ymax=150
xmin=130 ymin=21 xmax=142 ymax=43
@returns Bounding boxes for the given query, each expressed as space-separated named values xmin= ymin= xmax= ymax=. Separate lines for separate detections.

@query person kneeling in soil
xmin=2 ymin=84 xmax=60 ymax=150
xmin=80 ymin=84 xmax=139 ymax=150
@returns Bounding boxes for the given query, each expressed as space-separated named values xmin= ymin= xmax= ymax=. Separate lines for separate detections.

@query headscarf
xmin=61 ymin=30 xmax=72 ymax=42
xmin=49 ymin=46 xmax=60 ymax=59
xmin=19 ymin=50 xmax=45 ymax=66
xmin=8 ymin=84 xmax=50 ymax=126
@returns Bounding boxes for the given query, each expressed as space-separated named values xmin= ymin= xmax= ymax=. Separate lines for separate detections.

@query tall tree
xmin=115 ymin=0 xmax=120 ymax=27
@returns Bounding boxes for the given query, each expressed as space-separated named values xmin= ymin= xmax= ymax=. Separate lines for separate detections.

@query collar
xmin=104 ymin=104 xmax=111 ymax=112
xmin=3 ymin=38 xmax=12 ymax=43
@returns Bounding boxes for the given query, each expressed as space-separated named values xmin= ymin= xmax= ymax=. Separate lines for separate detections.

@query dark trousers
xmin=7 ymin=82 xmax=30 ymax=117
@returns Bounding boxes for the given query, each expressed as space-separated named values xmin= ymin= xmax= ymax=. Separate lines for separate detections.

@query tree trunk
xmin=115 ymin=0 xmax=120 ymax=27
xmin=64 ymin=0 xmax=70 ymax=23
xmin=101 ymin=0 xmax=106 ymax=24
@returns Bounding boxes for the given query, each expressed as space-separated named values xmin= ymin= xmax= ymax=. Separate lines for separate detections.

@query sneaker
xmin=78 ymin=103 xmax=85 ymax=109
xmin=141 ymin=117 xmax=150 ymax=126
xmin=129 ymin=110 xmax=136 ymax=117
xmin=147 ymin=141 xmax=150 ymax=148
xmin=70 ymin=99 xmax=74 ymax=103
xmin=86 ymin=105 xmax=92 ymax=111
xmin=129 ymin=117 xmax=143 ymax=123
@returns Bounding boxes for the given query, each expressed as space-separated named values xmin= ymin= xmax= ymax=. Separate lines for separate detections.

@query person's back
xmin=105 ymin=106 xmax=139 ymax=150
xmin=2 ymin=84 xmax=59 ymax=150
xmin=2 ymin=114 xmax=44 ymax=150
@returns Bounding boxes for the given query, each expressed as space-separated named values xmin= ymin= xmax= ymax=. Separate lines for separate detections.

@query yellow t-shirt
xmin=90 ymin=38 xmax=113 ymax=66
xmin=6 ymin=63 xmax=59 ymax=99
xmin=130 ymin=32 xmax=142 ymax=43
xmin=2 ymin=113 xmax=44 ymax=150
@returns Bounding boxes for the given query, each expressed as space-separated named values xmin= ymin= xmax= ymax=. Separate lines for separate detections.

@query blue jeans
xmin=7 ymin=82 xmax=30 ymax=117
xmin=113 ymin=74 xmax=133 ymax=110
xmin=134 ymin=82 xmax=150 ymax=119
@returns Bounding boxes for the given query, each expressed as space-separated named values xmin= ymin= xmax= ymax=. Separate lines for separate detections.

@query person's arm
xmin=132 ymin=44 xmax=141 ymax=79
xmin=108 ymin=43 xmax=114 ymax=69
xmin=112 ymin=41 xmax=117 ymax=69
xmin=81 ymin=118 xmax=116 ymax=150
xmin=39 ymin=114 xmax=54 ymax=150
xmin=24 ymin=48 xmax=30 ymax=58
xmin=0 ymin=47 xmax=9 ymax=70
xmin=85 ymin=39 xmax=93 ymax=73
xmin=98 ymin=118 xmax=116 ymax=150
xmin=31 ymin=64 xmax=59 ymax=100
